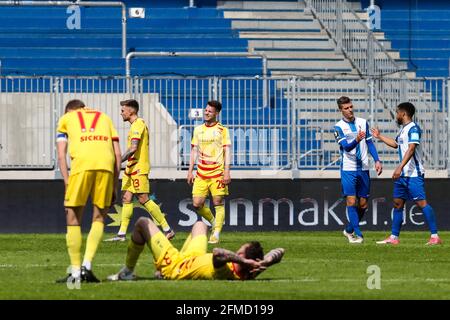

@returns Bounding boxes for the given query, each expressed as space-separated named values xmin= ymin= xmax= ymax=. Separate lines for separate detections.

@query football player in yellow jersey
xmin=107 ymin=218 xmax=284 ymax=281
xmin=187 ymin=100 xmax=231 ymax=244
xmin=105 ymin=99 xmax=175 ymax=242
xmin=56 ymin=99 xmax=122 ymax=284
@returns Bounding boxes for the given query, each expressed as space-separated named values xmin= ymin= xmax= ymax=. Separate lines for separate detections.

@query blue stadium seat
xmin=0 ymin=4 xmax=258 ymax=76
xmin=368 ymin=1 xmax=450 ymax=77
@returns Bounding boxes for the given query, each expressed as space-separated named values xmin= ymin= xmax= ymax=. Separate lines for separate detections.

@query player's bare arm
xmin=223 ymin=145 xmax=231 ymax=185
xmin=371 ymin=128 xmax=398 ymax=149
xmin=187 ymin=145 xmax=198 ymax=185
xmin=260 ymin=248 xmax=285 ymax=267
xmin=212 ymin=248 xmax=260 ymax=269
xmin=112 ymin=140 xmax=122 ymax=203
xmin=375 ymin=161 xmax=383 ymax=176
xmin=56 ymin=140 xmax=69 ymax=187
xmin=113 ymin=141 xmax=122 ymax=177
xmin=121 ymin=139 xmax=139 ymax=163
xmin=393 ymin=143 xmax=417 ymax=180
xmin=250 ymin=248 xmax=286 ymax=278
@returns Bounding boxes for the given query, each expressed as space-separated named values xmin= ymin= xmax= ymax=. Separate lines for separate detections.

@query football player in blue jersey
xmin=334 ymin=96 xmax=383 ymax=243
xmin=371 ymin=102 xmax=441 ymax=245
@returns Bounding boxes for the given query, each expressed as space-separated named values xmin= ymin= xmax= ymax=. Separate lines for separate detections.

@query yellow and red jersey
xmin=56 ymin=108 xmax=119 ymax=175
xmin=151 ymin=233 xmax=242 ymax=280
xmin=164 ymin=253 xmax=242 ymax=280
xmin=191 ymin=122 xmax=231 ymax=179
xmin=125 ymin=118 xmax=150 ymax=176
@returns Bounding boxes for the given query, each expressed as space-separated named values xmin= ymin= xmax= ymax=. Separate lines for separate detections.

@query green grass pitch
xmin=0 ymin=231 xmax=448 ymax=299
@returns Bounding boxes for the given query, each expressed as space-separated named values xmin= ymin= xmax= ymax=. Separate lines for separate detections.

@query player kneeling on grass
xmin=108 ymin=219 xmax=284 ymax=281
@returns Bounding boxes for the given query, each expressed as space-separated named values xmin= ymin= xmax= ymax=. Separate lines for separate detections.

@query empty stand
xmin=0 ymin=5 xmax=261 ymax=76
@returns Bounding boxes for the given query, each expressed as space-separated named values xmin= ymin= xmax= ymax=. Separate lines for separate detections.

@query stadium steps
xmin=214 ymin=0 xmax=419 ymax=166
xmin=218 ymin=0 xmax=359 ymax=77
xmin=217 ymin=1 xmax=306 ymax=10
xmin=304 ymin=1 xmax=415 ymax=78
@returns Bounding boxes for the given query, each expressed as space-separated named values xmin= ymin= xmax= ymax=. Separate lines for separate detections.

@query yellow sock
xmin=83 ymin=221 xmax=104 ymax=265
xmin=197 ymin=206 xmax=215 ymax=225
xmin=126 ymin=240 xmax=145 ymax=270
xmin=143 ymin=200 xmax=170 ymax=230
xmin=214 ymin=205 xmax=225 ymax=233
xmin=119 ymin=202 xmax=134 ymax=235
xmin=66 ymin=226 xmax=82 ymax=270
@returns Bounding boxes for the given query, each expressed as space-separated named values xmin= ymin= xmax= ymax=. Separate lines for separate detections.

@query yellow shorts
xmin=65 ymin=170 xmax=114 ymax=209
xmin=121 ymin=174 xmax=149 ymax=194
xmin=192 ymin=176 xmax=229 ymax=197
xmin=152 ymin=232 xmax=207 ymax=278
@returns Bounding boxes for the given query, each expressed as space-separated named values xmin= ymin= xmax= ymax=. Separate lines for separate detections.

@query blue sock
xmin=346 ymin=207 xmax=367 ymax=234
xmin=392 ymin=208 xmax=404 ymax=237
xmin=345 ymin=206 xmax=353 ymax=233
xmin=347 ymin=206 xmax=362 ymax=237
xmin=422 ymin=205 xmax=438 ymax=234
xmin=358 ymin=207 xmax=367 ymax=221
xmin=345 ymin=223 xmax=353 ymax=234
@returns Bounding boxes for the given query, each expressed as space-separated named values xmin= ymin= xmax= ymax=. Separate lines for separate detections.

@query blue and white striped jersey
xmin=334 ymin=117 xmax=372 ymax=171
xmin=395 ymin=121 xmax=424 ymax=177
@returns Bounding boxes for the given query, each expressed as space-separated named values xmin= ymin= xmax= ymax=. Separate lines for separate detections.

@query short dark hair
xmin=337 ymin=96 xmax=352 ymax=109
xmin=245 ymin=241 xmax=264 ymax=261
xmin=207 ymin=100 xmax=222 ymax=113
xmin=120 ymin=99 xmax=139 ymax=113
xmin=397 ymin=102 xmax=415 ymax=118
xmin=65 ymin=99 xmax=85 ymax=112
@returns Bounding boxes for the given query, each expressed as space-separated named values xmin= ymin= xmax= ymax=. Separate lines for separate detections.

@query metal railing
xmin=0 ymin=76 xmax=56 ymax=168
xmin=374 ymin=78 xmax=448 ymax=169
xmin=125 ymin=52 xmax=268 ymax=79
xmin=136 ymin=76 xmax=289 ymax=169
xmin=0 ymin=76 xmax=448 ymax=173
xmin=305 ymin=0 xmax=405 ymax=77
xmin=303 ymin=0 xmax=448 ymax=171
xmin=125 ymin=51 xmax=269 ymax=107
xmin=292 ymin=77 xmax=370 ymax=170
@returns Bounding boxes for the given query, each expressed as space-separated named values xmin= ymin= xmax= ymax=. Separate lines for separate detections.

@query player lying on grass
xmin=108 ymin=218 xmax=284 ymax=281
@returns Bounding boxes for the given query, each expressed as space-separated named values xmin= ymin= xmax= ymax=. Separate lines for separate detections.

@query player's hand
xmin=392 ymin=166 xmax=402 ymax=180
xmin=187 ymin=171 xmax=195 ymax=185
xmin=242 ymin=258 xmax=261 ymax=270
xmin=222 ymin=170 xmax=231 ymax=185
xmin=249 ymin=264 xmax=267 ymax=274
xmin=375 ymin=161 xmax=383 ymax=176
xmin=371 ymin=127 xmax=380 ymax=139
xmin=356 ymin=130 xmax=366 ymax=142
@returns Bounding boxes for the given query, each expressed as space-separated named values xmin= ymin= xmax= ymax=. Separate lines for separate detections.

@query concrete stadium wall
xmin=0 ymin=93 xmax=54 ymax=168
xmin=1 ymin=179 xmax=449 ymax=233
xmin=59 ymin=93 xmax=178 ymax=169
xmin=0 ymin=93 xmax=178 ymax=169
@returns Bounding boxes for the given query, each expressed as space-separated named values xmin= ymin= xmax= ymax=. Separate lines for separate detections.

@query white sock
xmin=124 ymin=266 xmax=133 ymax=273
xmin=82 ymin=261 xmax=91 ymax=270
xmin=71 ymin=267 xmax=81 ymax=278
xmin=431 ymin=233 xmax=439 ymax=238
xmin=390 ymin=235 xmax=398 ymax=240
xmin=162 ymin=226 xmax=170 ymax=232
xmin=117 ymin=232 xmax=126 ymax=236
